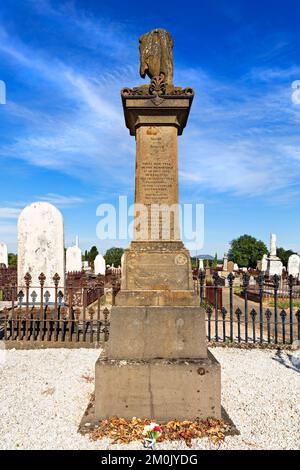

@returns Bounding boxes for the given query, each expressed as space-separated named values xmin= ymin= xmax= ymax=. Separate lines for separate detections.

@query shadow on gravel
xmin=272 ymin=349 xmax=300 ymax=373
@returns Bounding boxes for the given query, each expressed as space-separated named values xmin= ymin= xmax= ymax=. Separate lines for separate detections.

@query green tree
xmin=8 ymin=253 xmax=17 ymax=267
xmin=212 ymin=253 xmax=218 ymax=268
xmin=277 ymin=247 xmax=296 ymax=267
xmin=88 ymin=246 xmax=99 ymax=268
xmin=104 ymin=247 xmax=124 ymax=267
xmin=228 ymin=234 xmax=268 ymax=268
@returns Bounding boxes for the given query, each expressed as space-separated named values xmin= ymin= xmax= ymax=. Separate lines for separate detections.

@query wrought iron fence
xmin=197 ymin=271 xmax=300 ymax=345
xmin=2 ymin=270 xmax=300 ymax=347
xmin=0 ymin=272 xmax=110 ymax=347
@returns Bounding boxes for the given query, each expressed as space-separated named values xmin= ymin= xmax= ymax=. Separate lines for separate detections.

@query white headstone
xmin=66 ymin=242 xmax=82 ymax=273
xmin=94 ymin=254 xmax=106 ymax=275
xmin=82 ymin=260 xmax=89 ymax=271
xmin=267 ymin=258 xmax=283 ymax=276
xmin=0 ymin=242 xmax=8 ymax=267
xmin=199 ymin=258 xmax=204 ymax=270
xmin=270 ymin=233 xmax=277 ymax=256
xmin=233 ymin=263 xmax=239 ymax=271
xmin=288 ymin=254 xmax=300 ymax=278
xmin=66 ymin=236 xmax=81 ymax=272
xmin=261 ymin=254 xmax=268 ymax=271
xmin=18 ymin=202 xmax=65 ymax=301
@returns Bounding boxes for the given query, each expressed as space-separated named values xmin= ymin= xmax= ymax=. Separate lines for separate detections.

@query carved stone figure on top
xmin=139 ymin=28 xmax=173 ymax=95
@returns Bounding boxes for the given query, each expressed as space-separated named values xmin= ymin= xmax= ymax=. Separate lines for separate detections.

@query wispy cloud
xmin=0 ymin=208 xmax=21 ymax=219
xmin=0 ymin=1 xmax=300 ymax=205
xmin=37 ymin=193 xmax=86 ymax=208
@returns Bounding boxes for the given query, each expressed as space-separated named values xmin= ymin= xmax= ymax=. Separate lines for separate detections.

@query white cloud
xmin=0 ymin=10 xmax=300 ymax=203
xmin=0 ymin=208 xmax=21 ymax=219
xmin=37 ymin=193 xmax=86 ymax=208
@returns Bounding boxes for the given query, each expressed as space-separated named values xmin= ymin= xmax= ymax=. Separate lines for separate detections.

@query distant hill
xmin=192 ymin=254 xmax=214 ymax=260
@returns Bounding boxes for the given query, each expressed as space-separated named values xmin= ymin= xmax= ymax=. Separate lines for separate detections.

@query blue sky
xmin=0 ymin=0 xmax=300 ymax=257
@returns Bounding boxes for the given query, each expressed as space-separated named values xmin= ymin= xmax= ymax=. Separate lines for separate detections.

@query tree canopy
xmin=228 ymin=234 xmax=268 ymax=268
xmin=8 ymin=253 xmax=17 ymax=267
xmin=82 ymin=246 xmax=99 ymax=268
xmin=104 ymin=247 xmax=124 ymax=267
xmin=277 ymin=247 xmax=296 ymax=267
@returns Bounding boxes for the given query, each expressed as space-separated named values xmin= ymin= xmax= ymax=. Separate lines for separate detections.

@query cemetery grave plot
xmin=0 ymin=272 xmax=114 ymax=346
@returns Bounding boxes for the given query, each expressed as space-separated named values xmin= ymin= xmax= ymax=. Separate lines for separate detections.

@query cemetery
xmin=0 ymin=4 xmax=299 ymax=454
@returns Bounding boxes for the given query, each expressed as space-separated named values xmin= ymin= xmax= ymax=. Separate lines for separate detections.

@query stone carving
xmin=139 ymin=28 xmax=173 ymax=94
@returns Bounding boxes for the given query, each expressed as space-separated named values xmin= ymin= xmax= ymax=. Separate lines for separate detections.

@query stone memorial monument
xmin=66 ymin=236 xmax=82 ymax=272
xmin=18 ymin=202 xmax=65 ymax=300
xmin=223 ymin=253 xmax=228 ymax=272
xmin=95 ymin=29 xmax=221 ymax=421
xmin=0 ymin=242 xmax=8 ymax=267
xmin=266 ymin=233 xmax=283 ymax=276
xmin=94 ymin=253 xmax=106 ymax=276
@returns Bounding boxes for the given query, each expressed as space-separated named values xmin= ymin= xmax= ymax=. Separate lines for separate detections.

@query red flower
xmin=153 ymin=425 xmax=162 ymax=433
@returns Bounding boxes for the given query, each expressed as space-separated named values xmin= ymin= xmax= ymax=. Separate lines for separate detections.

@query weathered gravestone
xmin=66 ymin=236 xmax=82 ymax=272
xmin=18 ymin=202 xmax=65 ymax=301
xmin=288 ymin=254 xmax=300 ymax=278
xmin=94 ymin=253 xmax=106 ymax=276
xmin=227 ymin=261 xmax=234 ymax=273
xmin=95 ymin=29 xmax=221 ymax=421
xmin=261 ymin=254 xmax=268 ymax=272
xmin=0 ymin=242 xmax=8 ymax=267
xmin=223 ymin=253 xmax=228 ymax=272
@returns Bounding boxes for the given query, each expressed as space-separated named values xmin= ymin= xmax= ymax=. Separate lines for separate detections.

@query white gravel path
xmin=0 ymin=346 xmax=299 ymax=450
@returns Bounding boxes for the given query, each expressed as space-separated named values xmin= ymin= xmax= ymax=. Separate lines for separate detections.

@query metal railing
xmin=0 ymin=272 xmax=110 ymax=347
xmin=197 ymin=271 xmax=300 ymax=345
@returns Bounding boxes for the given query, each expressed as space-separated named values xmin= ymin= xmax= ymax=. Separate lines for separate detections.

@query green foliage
xmin=212 ymin=253 xmax=218 ymax=268
xmin=104 ymin=247 xmax=124 ymax=267
xmin=81 ymin=246 xmax=99 ymax=268
xmin=276 ymin=247 xmax=296 ymax=267
xmin=8 ymin=253 xmax=17 ymax=267
xmin=228 ymin=234 xmax=268 ymax=268
xmin=88 ymin=246 xmax=99 ymax=268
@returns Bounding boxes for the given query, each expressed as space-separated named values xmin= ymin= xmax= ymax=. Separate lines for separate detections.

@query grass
xmin=268 ymin=299 xmax=300 ymax=309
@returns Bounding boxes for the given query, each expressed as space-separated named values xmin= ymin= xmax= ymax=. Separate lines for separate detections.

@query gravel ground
xmin=0 ymin=346 xmax=299 ymax=450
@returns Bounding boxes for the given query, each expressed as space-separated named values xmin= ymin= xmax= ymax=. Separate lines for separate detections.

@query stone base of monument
xmin=106 ymin=306 xmax=208 ymax=359
xmin=94 ymin=306 xmax=221 ymax=421
xmin=115 ymin=290 xmax=198 ymax=307
xmin=95 ymin=351 xmax=221 ymax=421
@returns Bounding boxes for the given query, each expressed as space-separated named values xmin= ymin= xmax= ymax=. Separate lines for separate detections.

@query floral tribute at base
xmin=89 ymin=417 xmax=228 ymax=447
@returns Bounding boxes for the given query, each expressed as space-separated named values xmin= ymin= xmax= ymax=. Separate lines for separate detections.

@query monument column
xmin=95 ymin=29 xmax=221 ymax=421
